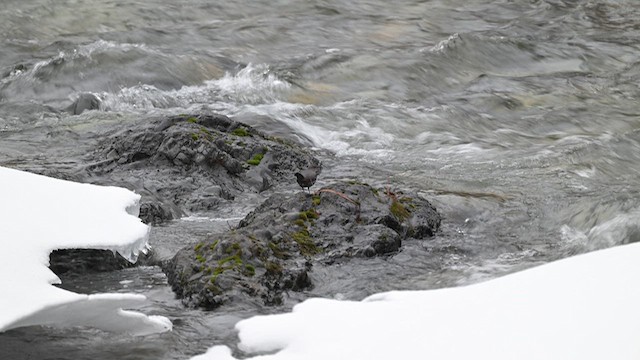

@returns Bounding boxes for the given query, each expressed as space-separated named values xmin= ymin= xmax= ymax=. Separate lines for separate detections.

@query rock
xmin=66 ymin=93 xmax=101 ymax=115
xmin=163 ymin=181 xmax=441 ymax=310
xmin=49 ymin=249 xmax=138 ymax=275
xmin=86 ymin=114 xmax=321 ymax=223
xmin=19 ymin=113 xmax=322 ymax=280
xmin=139 ymin=201 xmax=180 ymax=225
xmin=3 ymin=63 xmax=27 ymax=78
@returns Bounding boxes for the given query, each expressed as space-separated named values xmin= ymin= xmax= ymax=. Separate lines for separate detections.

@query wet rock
xmin=3 ymin=63 xmax=27 ymax=78
xmin=163 ymin=181 xmax=441 ymax=310
xmin=49 ymin=249 xmax=136 ymax=275
xmin=19 ymin=113 xmax=321 ymax=280
xmin=65 ymin=93 xmax=101 ymax=115
xmin=139 ymin=201 xmax=180 ymax=225
xmin=86 ymin=114 xmax=321 ymax=222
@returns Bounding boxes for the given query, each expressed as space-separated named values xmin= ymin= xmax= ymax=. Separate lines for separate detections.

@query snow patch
xmin=0 ymin=166 xmax=171 ymax=335
xmin=194 ymin=242 xmax=640 ymax=359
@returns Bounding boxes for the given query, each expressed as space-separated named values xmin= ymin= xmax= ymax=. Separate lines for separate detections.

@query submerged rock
xmin=66 ymin=93 xmax=101 ymax=115
xmin=163 ymin=182 xmax=441 ymax=309
xmin=86 ymin=113 xmax=321 ymax=224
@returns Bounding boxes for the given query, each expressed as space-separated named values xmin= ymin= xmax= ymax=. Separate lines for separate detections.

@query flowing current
xmin=2 ymin=0 xmax=640 ymax=358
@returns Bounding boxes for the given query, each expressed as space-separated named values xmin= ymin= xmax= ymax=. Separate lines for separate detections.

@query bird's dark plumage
xmin=295 ymin=168 xmax=318 ymax=192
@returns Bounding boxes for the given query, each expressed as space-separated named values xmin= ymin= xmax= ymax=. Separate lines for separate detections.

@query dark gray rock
xmin=66 ymin=93 xmax=101 ymax=115
xmin=163 ymin=181 xmax=441 ymax=310
xmin=86 ymin=114 xmax=321 ymax=224
xmin=49 ymin=249 xmax=137 ymax=275
xmin=139 ymin=201 xmax=180 ymax=225
xmin=17 ymin=113 xmax=321 ymax=278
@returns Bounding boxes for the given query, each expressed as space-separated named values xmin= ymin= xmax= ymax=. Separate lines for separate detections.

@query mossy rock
xmin=247 ymin=153 xmax=264 ymax=166
xmin=232 ymin=127 xmax=250 ymax=137
xmin=164 ymin=181 xmax=441 ymax=310
xmin=163 ymin=231 xmax=313 ymax=310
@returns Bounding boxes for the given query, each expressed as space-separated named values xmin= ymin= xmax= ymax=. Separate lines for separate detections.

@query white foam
xmin=100 ymin=63 xmax=292 ymax=112
xmin=207 ymin=63 xmax=291 ymax=104
xmin=428 ymin=33 xmax=460 ymax=53
xmin=561 ymin=208 xmax=640 ymax=253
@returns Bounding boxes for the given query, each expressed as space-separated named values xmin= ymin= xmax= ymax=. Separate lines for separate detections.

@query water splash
xmin=97 ymin=63 xmax=292 ymax=112
xmin=561 ymin=207 xmax=640 ymax=253
xmin=207 ymin=64 xmax=291 ymax=104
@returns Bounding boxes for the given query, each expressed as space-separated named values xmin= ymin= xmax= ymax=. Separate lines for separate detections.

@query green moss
xmin=243 ymin=264 xmax=256 ymax=277
xmin=219 ymin=254 xmax=243 ymax=266
xmin=199 ymin=127 xmax=214 ymax=141
xmin=298 ymin=209 xmax=319 ymax=226
xmin=268 ymin=241 xmax=288 ymax=259
xmin=247 ymin=153 xmax=264 ymax=166
xmin=210 ymin=239 xmax=220 ymax=251
xmin=252 ymin=243 xmax=267 ymax=259
xmin=291 ymin=228 xmax=310 ymax=240
xmin=399 ymin=197 xmax=417 ymax=209
xmin=187 ymin=117 xmax=198 ymax=123
xmin=194 ymin=242 xmax=204 ymax=252
xmin=390 ymin=200 xmax=411 ymax=222
xmin=293 ymin=218 xmax=306 ymax=227
xmin=196 ymin=254 xmax=206 ymax=263
xmin=191 ymin=133 xmax=200 ymax=141
xmin=312 ymin=195 xmax=321 ymax=206
xmin=205 ymin=239 xmax=252 ymax=279
xmin=291 ymin=228 xmax=320 ymax=256
xmin=232 ymin=127 xmax=250 ymax=137
xmin=302 ymin=209 xmax=319 ymax=220
xmin=265 ymin=261 xmax=283 ymax=276
xmin=225 ymin=242 xmax=242 ymax=254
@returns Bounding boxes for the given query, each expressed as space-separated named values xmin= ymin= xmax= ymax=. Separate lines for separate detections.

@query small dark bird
xmin=295 ymin=168 xmax=318 ymax=193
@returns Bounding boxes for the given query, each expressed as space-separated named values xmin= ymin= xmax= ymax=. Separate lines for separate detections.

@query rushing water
xmin=2 ymin=0 xmax=640 ymax=358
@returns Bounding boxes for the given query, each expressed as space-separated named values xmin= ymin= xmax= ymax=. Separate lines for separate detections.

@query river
xmin=1 ymin=0 xmax=640 ymax=358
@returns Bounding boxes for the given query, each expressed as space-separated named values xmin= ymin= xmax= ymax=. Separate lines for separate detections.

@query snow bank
xmin=0 ymin=166 xmax=171 ymax=335
xmin=195 ymin=242 xmax=640 ymax=360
